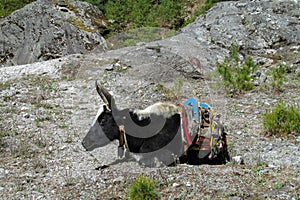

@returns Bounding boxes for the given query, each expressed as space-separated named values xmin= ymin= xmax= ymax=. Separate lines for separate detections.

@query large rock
xmin=181 ymin=0 xmax=300 ymax=67
xmin=129 ymin=0 xmax=299 ymax=78
xmin=0 ymin=0 xmax=107 ymax=67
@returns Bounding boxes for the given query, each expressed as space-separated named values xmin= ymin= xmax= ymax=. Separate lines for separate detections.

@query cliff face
xmin=0 ymin=0 xmax=107 ymax=66
xmin=182 ymin=0 xmax=300 ymax=67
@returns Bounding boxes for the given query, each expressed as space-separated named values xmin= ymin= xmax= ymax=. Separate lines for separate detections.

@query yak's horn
xmin=95 ymin=81 xmax=113 ymax=109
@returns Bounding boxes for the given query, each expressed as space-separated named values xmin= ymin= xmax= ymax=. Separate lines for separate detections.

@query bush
xmin=263 ymin=101 xmax=300 ymax=137
xmin=0 ymin=0 xmax=35 ymax=17
xmin=104 ymin=0 xmax=183 ymax=33
xmin=1 ymin=0 xmax=222 ymax=37
xmin=270 ymin=63 xmax=286 ymax=91
xmin=128 ymin=174 xmax=159 ymax=200
xmin=217 ymin=44 xmax=257 ymax=95
xmin=107 ymin=27 xmax=177 ymax=49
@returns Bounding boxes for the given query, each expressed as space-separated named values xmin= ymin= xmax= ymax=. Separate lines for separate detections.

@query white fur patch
xmin=134 ymin=102 xmax=180 ymax=119
xmin=92 ymin=105 xmax=104 ymax=125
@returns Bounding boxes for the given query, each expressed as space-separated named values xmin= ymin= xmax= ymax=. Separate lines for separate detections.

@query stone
xmin=0 ymin=0 xmax=107 ymax=67
xmin=232 ymin=156 xmax=244 ymax=164
xmin=172 ymin=182 xmax=181 ymax=187
xmin=186 ymin=181 xmax=191 ymax=187
xmin=113 ymin=176 xmax=124 ymax=183
xmin=23 ymin=113 xmax=30 ymax=118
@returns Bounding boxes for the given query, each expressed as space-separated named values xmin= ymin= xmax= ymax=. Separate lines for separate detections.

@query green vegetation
xmin=0 ymin=0 xmax=35 ymax=17
xmin=172 ymin=76 xmax=184 ymax=99
xmin=252 ymin=161 xmax=269 ymax=173
xmin=157 ymin=83 xmax=173 ymax=100
xmin=102 ymin=0 xmax=224 ymax=33
xmin=156 ymin=76 xmax=184 ymax=101
xmin=107 ymin=27 xmax=177 ymax=49
xmin=217 ymin=44 xmax=258 ymax=95
xmin=1 ymin=0 xmax=223 ymax=35
xmin=104 ymin=0 xmax=182 ymax=33
xmin=68 ymin=16 xmax=95 ymax=32
xmin=63 ymin=169 xmax=76 ymax=187
xmin=270 ymin=63 xmax=287 ymax=91
xmin=273 ymin=181 xmax=284 ymax=189
xmin=128 ymin=174 xmax=159 ymax=200
xmin=263 ymin=101 xmax=300 ymax=137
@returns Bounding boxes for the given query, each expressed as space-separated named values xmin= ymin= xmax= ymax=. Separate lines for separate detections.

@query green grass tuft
xmin=128 ymin=174 xmax=159 ymax=200
xmin=270 ymin=63 xmax=287 ymax=92
xmin=263 ymin=101 xmax=300 ymax=137
xmin=217 ymin=44 xmax=258 ymax=95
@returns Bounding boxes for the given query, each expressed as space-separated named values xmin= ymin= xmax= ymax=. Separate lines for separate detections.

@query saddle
xmin=183 ymin=98 xmax=230 ymax=164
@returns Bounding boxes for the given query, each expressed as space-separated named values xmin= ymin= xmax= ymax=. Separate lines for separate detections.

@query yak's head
xmin=82 ymin=82 xmax=119 ymax=151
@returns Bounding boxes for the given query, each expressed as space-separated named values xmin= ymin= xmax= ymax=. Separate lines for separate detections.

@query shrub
xmin=0 ymin=0 xmax=35 ymax=17
xmin=270 ymin=63 xmax=286 ymax=91
xmin=263 ymin=101 xmax=300 ymax=137
xmin=217 ymin=44 xmax=257 ymax=95
xmin=156 ymin=76 xmax=184 ymax=101
xmin=103 ymin=0 xmax=183 ymax=33
xmin=128 ymin=174 xmax=159 ymax=200
xmin=107 ymin=27 xmax=177 ymax=49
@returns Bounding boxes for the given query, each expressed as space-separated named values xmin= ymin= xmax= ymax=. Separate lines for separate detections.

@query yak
xmin=82 ymin=81 xmax=230 ymax=168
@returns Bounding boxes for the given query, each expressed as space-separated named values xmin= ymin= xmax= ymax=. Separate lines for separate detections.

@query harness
xmin=118 ymin=125 xmax=129 ymax=158
xmin=184 ymin=98 xmax=227 ymax=160
xmin=178 ymin=104 xmax=193 ymax=145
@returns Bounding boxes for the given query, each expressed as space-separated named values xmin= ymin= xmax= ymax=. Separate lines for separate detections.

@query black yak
xmin=82 ymin=81 xmax=230 ymax=167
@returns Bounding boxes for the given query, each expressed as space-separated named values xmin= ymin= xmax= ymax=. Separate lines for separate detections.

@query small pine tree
xmin=263 ymin=101 xmax=300 ymax=137
xmin=217 ymin=44 xmax=257 ymax=95
xmin=128 ymin=174 xmax=159 ymax=200
xmin=270 ymin=63 xmax=286 ymax=91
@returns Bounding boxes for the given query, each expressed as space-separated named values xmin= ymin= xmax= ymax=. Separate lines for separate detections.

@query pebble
xmin=60 ymin=86 xmax=68 ymax=91
xmin=23 ymin=113 xmax=30 ymax=118
xmin=236 ymin=131 xmax=242 ymax=135
xmin=48 ymin=146 xmax=53 ymax=152
xmin=113 ymin=176 xmax=124 ymax=183
xmin=266 ymin=145 xmax=273 ymax=151
xmin=0 ymin=168 xmax=5 ymax=178
xmin=172 ymin=182 xmax=180 ymax=187
xmin=60 ymin=145 xmax=67 ymax=150
xmin=232 ymin=156 xmax=245 ymax=164
xmin=105 ymin=65 xmax=114 ymax=71
xmin=21 ymin=106 xmax=29 ymax=111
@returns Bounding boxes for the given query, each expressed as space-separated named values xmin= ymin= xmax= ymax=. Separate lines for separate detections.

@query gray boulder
xmin=130 ymin=0 xmax=299 ymax=79
xmin=181 ymin=0 xmax=300 ymax=68
xmin=0 ymin=0 xmax=107 ymax=67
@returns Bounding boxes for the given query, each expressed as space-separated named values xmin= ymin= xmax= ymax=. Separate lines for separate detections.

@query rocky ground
xmin=0 ymin=48 xmax=299 ymax=199
xmin=1 ymin=0 xmax=300 ymax=199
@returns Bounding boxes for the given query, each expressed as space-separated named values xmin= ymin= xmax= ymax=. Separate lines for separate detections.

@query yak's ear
xmin=95 ymin=81 xmax=113 ymax=110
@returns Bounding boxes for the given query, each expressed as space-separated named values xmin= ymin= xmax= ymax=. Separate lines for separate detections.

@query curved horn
xmin=95 ymin=81 xmax=113 ymax=109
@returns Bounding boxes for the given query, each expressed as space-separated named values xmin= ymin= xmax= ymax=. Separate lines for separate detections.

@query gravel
xmin=0 ymin=52 xmax=299 ymax=199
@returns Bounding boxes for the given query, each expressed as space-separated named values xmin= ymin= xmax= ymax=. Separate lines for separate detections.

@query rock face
xmin=126 ymin=0 xmax=299 ymax=79
xmin=182 ymin=0 xmax=300 ymax=68
xmin=0 ymin=0 xmax=107 ymax=67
